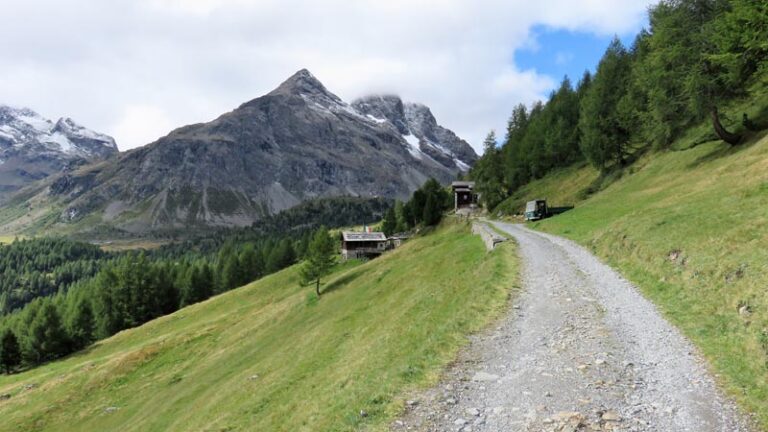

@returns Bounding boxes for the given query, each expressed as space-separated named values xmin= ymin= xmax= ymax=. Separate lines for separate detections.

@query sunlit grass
xmin=0 ymin=220 xmax=518 ymax=432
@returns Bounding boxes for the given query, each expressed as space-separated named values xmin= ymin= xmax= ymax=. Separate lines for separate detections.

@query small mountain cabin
xmin=388 ymin=233 xmax=411 ymax=248
xmin=452 ymin=181 xmax=477 ymax=211
xmin=341 ymin=231 xmax=388 ymax=260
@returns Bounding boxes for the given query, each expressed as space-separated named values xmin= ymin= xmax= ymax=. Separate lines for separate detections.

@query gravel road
xmin=393 ymin=222 xmax=755 ymax=432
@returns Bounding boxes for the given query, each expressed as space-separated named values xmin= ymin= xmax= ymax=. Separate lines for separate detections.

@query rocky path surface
xmin=393 ymin=222 xmax=755 ymax=432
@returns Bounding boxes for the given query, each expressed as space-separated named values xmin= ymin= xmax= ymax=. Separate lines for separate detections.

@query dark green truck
xmin=524 ymin=199 xmax=573 ymax=221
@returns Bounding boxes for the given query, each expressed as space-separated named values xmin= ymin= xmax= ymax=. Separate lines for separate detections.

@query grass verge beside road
xmin=528 ymin=133 xmax=768 ymax=427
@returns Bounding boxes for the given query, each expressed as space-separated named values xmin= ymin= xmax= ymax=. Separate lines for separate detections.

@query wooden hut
xmin=341 ymin=231 xmax=388 ymax=260
xmin=451 ymin=181 xmax=477 ymax=211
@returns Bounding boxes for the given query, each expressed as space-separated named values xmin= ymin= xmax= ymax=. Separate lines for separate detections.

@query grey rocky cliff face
xmin=9 ymin=69 xmax=477 ymax=235
xmin=352 ymin=95 xmax=477 ymax=170
xmin=0 ymin=105 xmax=117 ymax=201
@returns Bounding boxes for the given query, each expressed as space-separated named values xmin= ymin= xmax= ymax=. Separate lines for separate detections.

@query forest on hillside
xmin=471 ymin=0 xmax=768 ymax=211
xmin=0 ymin=197 xmax=392 ymax=372
xmin=0 ymin=187 xmax=455 ymax=373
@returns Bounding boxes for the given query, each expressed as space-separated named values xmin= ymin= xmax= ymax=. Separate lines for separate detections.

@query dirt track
xmin=394 ymin=222 xmax=754 ymax=432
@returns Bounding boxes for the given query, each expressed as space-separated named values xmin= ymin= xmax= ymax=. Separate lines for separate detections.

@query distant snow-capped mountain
xmin=0 ymin=69 xmax=477 ymax=235
xmin=0 ymin=105 xmax=117 ymax=200
xmin=352 ymin=95 xmax=476 ymax=171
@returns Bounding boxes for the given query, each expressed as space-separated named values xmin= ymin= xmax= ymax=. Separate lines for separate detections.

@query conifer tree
xmin=28 ymin=302 xmax=69 ymax=363
xmin=579 ymin=37 xmax=632 ymax=170
xmin=422 ymin=193 xmax=441 ymax=226
xmin=69 ymin=299 xmax=95 ymax=350
xmin=300 ymin=227 xmax=336 ymax=297
xmin=0 ymin=329 xmax=21 ymax=374
xmin=221 ymin=253 xmax=243 ymax=292
xmin=381 ymin=206 xmax=397 ymax=236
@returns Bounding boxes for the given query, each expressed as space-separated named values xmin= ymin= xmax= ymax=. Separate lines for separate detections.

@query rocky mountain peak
xmin=352 ymin=95 xmax=410 ymax=135
xmin=352 ymin=95 xmax=477 ymax=170
xmin=0 ymin=105 xmax=117 ymax=202
xmin=1 ymin=70 xmax=477 ymax=234
xmin=269 ymin=69 xmax=337 ymax=99
xmin=51 ymin=117 xmax=117 ymax=154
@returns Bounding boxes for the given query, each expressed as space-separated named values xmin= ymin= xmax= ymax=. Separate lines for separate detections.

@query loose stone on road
xmin=393 ymin=222 xmax=754 ymax=432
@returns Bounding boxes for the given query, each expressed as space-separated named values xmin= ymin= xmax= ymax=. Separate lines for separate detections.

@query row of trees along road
xmin=471 ymin=0 xmax=768 ymax=211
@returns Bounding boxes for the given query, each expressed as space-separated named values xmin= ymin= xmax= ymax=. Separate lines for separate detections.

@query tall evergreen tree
xmin=68 ymin=299 xmax=95 ymax=350
xmin=393 ymin=200 xmax=408 ymax=233
xmin=579 ymin=38 xmax=632 ymax=170
xmin=422 ymin=193 xmax=441 ymax=226
xmin=27 ymin=302 xmax=69 ymax=363
xmin=473 ymin=131 xmax=506 ymax=210
xmin=0 ymin=329 xmax=21 ymax=374
xmin=299 ymin=227 xmax=337 ymax=297
xmin=181 ymin=263 xmax=214 ymax=307
xmin=221 ymin=252 xmax=244 ymax=292
xmin=239 ymin=245 xmax=264 ymax=284
xmin=381 ymin=206 xmax=397 ymax=236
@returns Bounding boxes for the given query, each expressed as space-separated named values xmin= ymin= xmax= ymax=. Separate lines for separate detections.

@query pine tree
xmin=239 ymin=245 xmax=264 ymax=283
xmin=28 ymin=302 xmax=69 ymax=363
xmin=299 ymin=227 xmax=336 ymax=297
xmin=422 ymin=193 xmax=441 ymax=226
xmin=482 ymin=130 xmax=497 ymax=153
xmin=266 ymin=239 xmax=296 ymax=273
xmin=473 ymin=131 xmax=507 ymax=210
xmin=381 ymin=206 xmax=397 ymax=236
xmin=181 ymin=263 xmax=214 ymax=307
xmin=579 ymin=37 xmax=632 ymax=170
xmin=69 ymin=299 xmax=95 ymax=350
xmin=393 ymin=201 xmax=408 ymax=233
xmin=0 ymin=329 xmax=21 ymax=374
xmin=221 ymin=253 xmax=243 ymax=292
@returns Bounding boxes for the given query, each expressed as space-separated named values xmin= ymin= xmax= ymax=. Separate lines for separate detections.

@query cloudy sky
xmin=0 ymin=0 xmax=654 ymax=153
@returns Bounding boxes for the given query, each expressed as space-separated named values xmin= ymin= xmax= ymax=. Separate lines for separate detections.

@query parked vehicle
xmin=525 ymin=200 xmax=548 ymax=221
xmin=525 ymin=199 xmax=574 ymax=221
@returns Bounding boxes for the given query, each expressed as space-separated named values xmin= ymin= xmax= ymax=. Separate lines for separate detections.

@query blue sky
xmin=516 ymin=25 xmax=642 ymax=91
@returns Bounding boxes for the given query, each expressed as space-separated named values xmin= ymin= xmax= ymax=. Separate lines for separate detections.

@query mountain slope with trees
xmin=0 ymin=196 xmax=390 ymax=367
xmin=471 ymin=0 xmax=768 ymax=213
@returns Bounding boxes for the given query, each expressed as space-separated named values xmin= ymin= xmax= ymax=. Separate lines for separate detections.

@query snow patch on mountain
xmin=454 ymin=158 xmax=470 ymax=171
xmin=0 ymin=105 xmax=117 ymax=157
xmin=42 ymin=132 xmax=76 ymax=154
xmin=366 ymin=114 xmax=387 ymax=124
xmin=402 ymin=133 xmax=423 ymax=159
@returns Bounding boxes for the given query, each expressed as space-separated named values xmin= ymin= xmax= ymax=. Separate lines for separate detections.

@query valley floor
xmin=396 ymin=222 xmax=755 ymax=431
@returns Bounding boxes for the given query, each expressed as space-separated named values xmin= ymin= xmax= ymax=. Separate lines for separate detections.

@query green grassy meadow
xmin=522 ymin=132 xmax=768 ymax=426
xmin=0 ymin=221 xmax=518 ymax=432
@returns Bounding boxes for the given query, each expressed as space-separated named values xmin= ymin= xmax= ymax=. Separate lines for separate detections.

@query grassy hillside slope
xmin=0 ymin=221 xmax=517 ymax=432
xmin=493 ymin=162 xmax=599 ymax=215
xmin=523 ymin=133 xmax=768 ymax=426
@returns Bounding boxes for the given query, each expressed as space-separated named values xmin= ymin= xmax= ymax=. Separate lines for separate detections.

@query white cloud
xmin=111 ymin=105 xmax=175 ymax=150
xmin=0 ymin=0 xmax=654 ymax=153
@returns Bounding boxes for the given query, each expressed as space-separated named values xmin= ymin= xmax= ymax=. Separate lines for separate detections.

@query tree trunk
xmin=712 ymin=106 xmax=742 ymax=145
xmin=315 ymin=279 xmax=321 ymax=297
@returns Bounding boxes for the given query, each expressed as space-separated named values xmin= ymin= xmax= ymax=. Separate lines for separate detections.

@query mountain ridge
xmin=0 ymin=69 xmax=477 ymax=237
xmin=0 ymin=105 xmax=117 ymax=201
